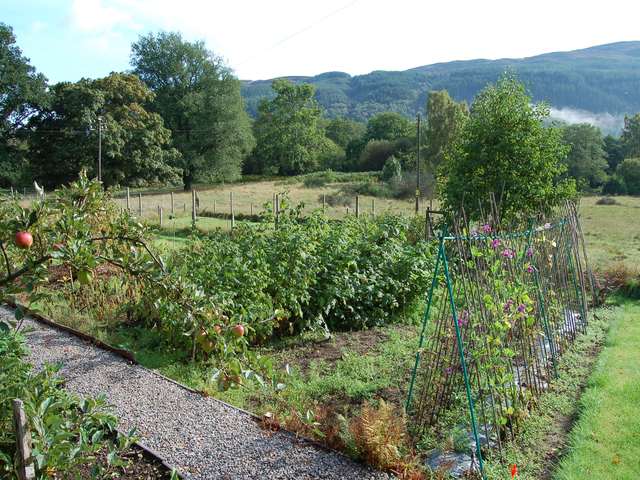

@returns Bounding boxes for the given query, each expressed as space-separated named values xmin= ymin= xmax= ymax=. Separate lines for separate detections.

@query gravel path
xmin=4 ymin=307 xmax=393 ymax=480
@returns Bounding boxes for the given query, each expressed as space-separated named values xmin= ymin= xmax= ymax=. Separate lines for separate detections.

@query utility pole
xmin=415 ymin=113 xmax=421 ymax=214
xmin=97 ymin=116 xmax=103 ymax=182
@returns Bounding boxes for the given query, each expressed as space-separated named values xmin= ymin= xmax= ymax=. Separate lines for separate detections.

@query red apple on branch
xmin=14 ymin=231 xmax=33 ymax=249
xmin=232 ymin=324 xmax=245 ymax=338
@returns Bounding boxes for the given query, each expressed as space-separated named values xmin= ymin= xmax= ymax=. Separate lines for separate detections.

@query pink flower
xmin=544 ymin=222 xmax=551 ymax=230
xmin=482 ymin=224 xmax=492 ymax=234
xmin=502 ymin=248 xmax=515 ymax=259
xmin=526 ymin=247 xmax=534 ymax=258
xmin=458 ymin=310 xmax=470 ymax=327
xmin=491 ymin=238 xmax=501 ymax=249
xmin=526 ymin=264 xmax=535 ymax=273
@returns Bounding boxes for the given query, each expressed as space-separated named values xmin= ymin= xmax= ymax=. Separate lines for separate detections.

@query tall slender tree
xmin=131 ymin=32 xmax=254 ymax=190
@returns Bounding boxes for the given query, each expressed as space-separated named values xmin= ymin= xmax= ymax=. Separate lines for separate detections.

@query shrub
xmin=595 ymin=196 xmax=620 ymax=205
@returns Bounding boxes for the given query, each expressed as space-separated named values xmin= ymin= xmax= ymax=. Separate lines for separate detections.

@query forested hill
xmin=241 ymin=41 xmax=640 ymax=121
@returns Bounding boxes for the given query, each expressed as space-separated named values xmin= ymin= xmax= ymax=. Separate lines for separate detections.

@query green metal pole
xmin=441 ymin=229 xmax=485 ymax=478
xmin=534 ymin=267 xmax=558 ymax=377
xmin=405 ymin=237 xmax=444 ymax=412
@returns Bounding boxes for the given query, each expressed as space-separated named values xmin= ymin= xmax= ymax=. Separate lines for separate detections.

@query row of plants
xmin=150 ymin=202 xmax=434 ymax=349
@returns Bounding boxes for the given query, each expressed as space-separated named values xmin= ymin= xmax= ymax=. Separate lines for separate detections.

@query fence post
xmin=191 ymin=189 xmax=196 ymax=226
xmin=372 ymin=198 xmax=375 ymax=216
xmin=355 ymin=195 xmax=360 ymax=218
xmin=13 ymin=399 xmax=35 ymax=480
xmin=425 ymin=207 xmax=431 ymax=240
xmin=275 ymin=194 xmax=280 ymax=226
xmin=138 ymin=193 xmax=142 ymax=216
xmin=250 ymin=203 xmax=253 ymax=216
xmin=170 ymin=192 xmax=174 ymax=215
xmin=158 ymin=206 xmax=163 ymax=227
xmin=126 ymin=187 xmax=130 ymax=211
xmin=213 ymin=199 xmax=217 ymax=214
xmin=322 ymin=194 xmax=326 ymax=214
xmin=183 ymin=203 xmax=186 ymax=213
xmin=230 ymin=191 xmax=235 ymax=229
xmin=346 ymin=206 xmax=350 ymax=215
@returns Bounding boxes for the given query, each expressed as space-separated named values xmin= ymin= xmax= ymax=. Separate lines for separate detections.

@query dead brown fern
xmin=350 ymin=400 xmax=425 ymax=479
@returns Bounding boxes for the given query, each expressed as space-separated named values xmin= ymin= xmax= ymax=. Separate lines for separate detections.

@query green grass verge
xmin=553 ymin=300 xmax=640 ymax=480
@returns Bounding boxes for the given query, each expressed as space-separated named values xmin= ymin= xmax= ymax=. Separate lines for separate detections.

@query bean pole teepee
xmin=406 ymin=200 xmax=594 ymax=478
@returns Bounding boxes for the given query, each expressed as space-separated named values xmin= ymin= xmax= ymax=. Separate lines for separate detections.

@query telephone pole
xmin=415 ymin=113 xmax=421 ymax=214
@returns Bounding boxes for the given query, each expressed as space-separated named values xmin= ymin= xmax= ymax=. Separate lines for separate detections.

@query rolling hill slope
xmin=241 ymin=42 xmax=640 ymax=125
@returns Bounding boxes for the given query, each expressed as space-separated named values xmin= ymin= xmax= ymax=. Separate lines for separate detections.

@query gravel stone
xmin=4 ymin=307 xmax=393 ymax=480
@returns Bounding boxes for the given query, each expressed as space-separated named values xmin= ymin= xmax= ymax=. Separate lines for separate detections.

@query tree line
xmin=1 ymin=22 xmax=640 ymax=198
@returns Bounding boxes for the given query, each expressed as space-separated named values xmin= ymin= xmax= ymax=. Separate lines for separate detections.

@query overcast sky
xmin=4 ymin=0 xmax=640 ymax=83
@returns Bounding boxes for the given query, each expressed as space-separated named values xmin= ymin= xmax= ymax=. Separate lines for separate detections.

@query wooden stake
xmin=322 ymin=194 xmax=326 ymax=214
xmin=191 ymin=190 xmax=196 ymax=225
xmin=158 ymin=206 xmax=163 ymax=227
xmin=170 ymin=192 xmax=174 ymax=215
xmin=213 ymin=199 xmax=217 ymax=214
xmin=355 ymin=195 xmax=360 ymax=218
xmin=13 ymin=399 xmax=35 ymax=480
xmin=126 ymin=187 xmax=130 ymax=211
xmin=230 ymin=191 xmax=235 ymax=229
xmin=138 ymin=193 xmax=142 ymax=216
xmin=372 ymin=198 xmax=375 ymax=216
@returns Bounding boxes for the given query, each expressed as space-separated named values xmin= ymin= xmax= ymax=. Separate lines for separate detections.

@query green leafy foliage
xmin=166 ymin=202 xmax=434 ymax=340
xmin=0 ymin=332 xmax=137 ymax=477
xmin=131 ymin=31 xmax=254 ymax=189
xmin=561 ymin=123 xmax=608 ymax=189
xmin=439 ymin=75 xmax=576 ymax=222
xmin=251 ymin=80 xmax=328 ymax=175
xmin=0 ymin=23 xmax=48 ymax=188
xmin=28 ymin=73 xmax=181 ymax=188
xmin=617 ymin=158 xmax=640 ymax=195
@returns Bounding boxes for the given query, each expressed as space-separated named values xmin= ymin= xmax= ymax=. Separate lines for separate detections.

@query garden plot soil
xmin=272 ymin=326 xmax=402 ymax=374
xmin=6 ymin=307 xmax=393 ymax=480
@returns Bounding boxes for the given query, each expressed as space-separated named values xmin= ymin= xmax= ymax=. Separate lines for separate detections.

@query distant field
xmin=579 ymin=196 xmax=640 ymax=272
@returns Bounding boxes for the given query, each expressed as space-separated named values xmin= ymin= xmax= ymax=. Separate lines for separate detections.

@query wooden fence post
xmin=355 ymin=195 xmax=360 ymax=218
xmin=13 ymin=399 xmax=35 ymax=480
xmin=425 ymin=207 xmax=431 ymax=240
xmin=170 ymin=192 xmax=174 ymax=215
xmin=191 ymin=190 xmax=196 ymax=225
xmin=230 ymin=191 xmax=235 ymax=229
xmin=250 ymin=203 xmax=253 ymax=216
xmin=158 ymin=206 xmax=163 ymax=227
xmin=126 ymin=187 xmax=130 ymax=211
xmin=372 ymin=198 xmax=375 ymax=216
xmin=275 ymin=194 xmax=280 ymax=226
xmin=138 ymin=193 xmax=142 ymax=216
xmin=322 ymin=194 xmax=326 ymax=214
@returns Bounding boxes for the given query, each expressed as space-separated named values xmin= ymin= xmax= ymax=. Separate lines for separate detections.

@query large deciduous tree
xmin=0 ymin=23 xmax=48 ymax=187
xmin=561 ymin=123 xmax=608 ymax=188
xmin=131 ymin=32 xmax=254 ymax=189
xmin=439 ymin=75 xmax=575 ymax=222
xmin=252 ymin=80 xmax=327 ymax=175
xmin=28 ymin=73 xmax=180 ymax=188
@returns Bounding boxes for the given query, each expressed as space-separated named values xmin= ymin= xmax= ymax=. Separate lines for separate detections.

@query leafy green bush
xmin=165 ymin=205 xmax=434 ymax=340
xmin=0 ymin=332 xmax=137 ymax=477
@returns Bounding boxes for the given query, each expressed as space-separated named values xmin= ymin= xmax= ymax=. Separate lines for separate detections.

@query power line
xmin=236 ymin=0 xmax=359 ymax=69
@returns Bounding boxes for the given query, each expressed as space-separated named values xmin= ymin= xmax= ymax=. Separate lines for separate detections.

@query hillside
xmin=241 ymin=42 xmax=640 ymax=124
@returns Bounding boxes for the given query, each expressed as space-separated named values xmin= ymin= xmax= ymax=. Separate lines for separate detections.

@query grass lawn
xmin=580 ymin=196 xmax=640 ymax=272
xmin=553 ymin=300 xmax=640 ymax=480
